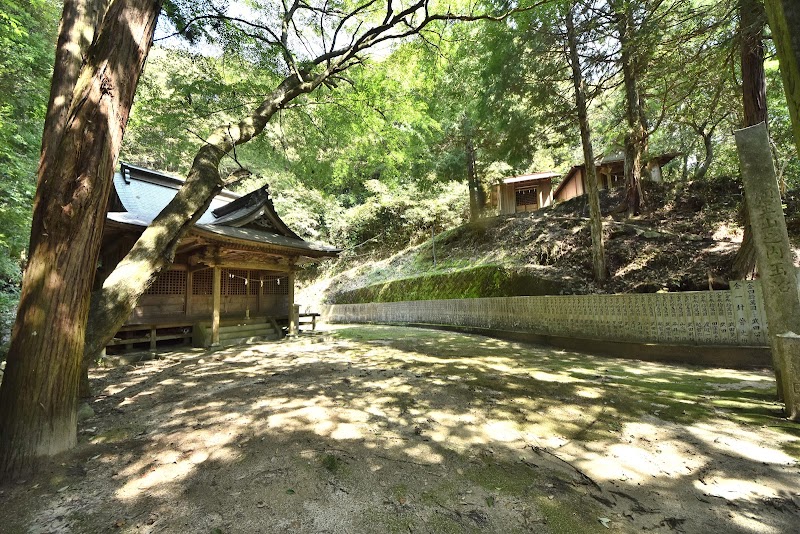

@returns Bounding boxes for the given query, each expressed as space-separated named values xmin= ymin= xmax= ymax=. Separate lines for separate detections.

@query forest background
xmin=1 ymin=0 xmax=799 ymax=351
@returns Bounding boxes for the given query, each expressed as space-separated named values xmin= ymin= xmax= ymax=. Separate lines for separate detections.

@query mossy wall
xmin=329 ymin=265 xmax=566 ymax=304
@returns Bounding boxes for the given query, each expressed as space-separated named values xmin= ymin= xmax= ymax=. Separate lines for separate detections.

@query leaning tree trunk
xmin=693 ymin=130 xmax=715 ymax=181
xmin=615 ymin=0 xmax=645 ymax=217
xmin=733 ymin=0 xmax=768 ymax=279
xmin=81 ymin=71 xmax=328 ymax=378
xmin=763 ymin=0 xmax=800 ymax=157
xmin=0 ymin=0 xmax=161 ymax=480
xmin=566 ymin=5 xmax=606 ymax=284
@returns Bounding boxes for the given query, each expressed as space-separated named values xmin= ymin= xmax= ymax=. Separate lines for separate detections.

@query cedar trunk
xmin=566 ymin=5 xmax=606 ymax=283
xmin=615 ymin=1 xmax=645 ymax=217
xmin=466 ymin=138 xmax=481 ymax=222
xmin=0 ymin=0 xmax=161 ymax=480
xmin=733 ymin=0 xmax=768 ymax=279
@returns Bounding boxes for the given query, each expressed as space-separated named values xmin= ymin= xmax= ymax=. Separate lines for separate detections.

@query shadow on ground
xmin=1 ymin=324 xmax=798 ymax=533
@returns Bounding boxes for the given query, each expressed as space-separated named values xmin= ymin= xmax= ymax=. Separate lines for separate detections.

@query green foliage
xmin=0 ymin=0 xmax=56 ymax=255
xmin=122 ymin=47 xmax=284 ymax=175
xmin=330 ymin=180 xmax=468 ymax=253
xmin=0 ymin=0 xmax=58 ymax=345
xmin=766 ymin=59 xmax=800 ymax=188
xmin=121 ymin=0 xmax=800 ymax=272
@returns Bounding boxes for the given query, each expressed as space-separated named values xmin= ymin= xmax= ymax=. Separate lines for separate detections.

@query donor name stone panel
xmin=324 ymin=280 xmax=769 ymax=347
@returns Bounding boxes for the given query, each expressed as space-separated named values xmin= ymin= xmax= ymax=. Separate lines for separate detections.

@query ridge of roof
xmin=501 ymin=171 xmax=560 ymax=184
xmin=211 ymin=185 xmax=269 ymax=219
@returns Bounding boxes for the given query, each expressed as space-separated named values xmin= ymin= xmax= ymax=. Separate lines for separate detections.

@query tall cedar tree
xmin=0 ymin=0 xmax=161 ymax=480
xmin=733 ymin=0 xmax=768 ymax=279
xmin=566 ymin=2 xmax=607 ymax=283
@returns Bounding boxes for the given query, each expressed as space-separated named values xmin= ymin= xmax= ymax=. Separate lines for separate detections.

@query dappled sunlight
xmin=575 ymin=386 xmax=604 ymax=398
xmin=23 ymin=324 xmax=796 ymax=533
xmin=530 ymin=370 xmax=581 ymax=383
xmin=712 ymin=222 xmax=742 ymax=242
xmin=697 ymin=476 xmax=785 ymax=500
xmin=727 ymin=512 xmax=783 ymax=534
xmin=483 ymin=420 xmax=522 ymax=442
xmin=687 ymin=422 xmax=797 ymax=466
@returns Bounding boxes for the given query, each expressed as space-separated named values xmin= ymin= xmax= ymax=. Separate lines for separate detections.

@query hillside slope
xmin=305 ymin=178 xmax=800 ymax=305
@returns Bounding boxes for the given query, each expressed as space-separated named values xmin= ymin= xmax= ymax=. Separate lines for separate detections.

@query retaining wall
xmin=322 ymin=281 xmax=771 ymax=363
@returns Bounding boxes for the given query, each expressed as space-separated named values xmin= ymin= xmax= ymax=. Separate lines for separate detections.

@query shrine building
xmin=98 ymin=163 xmax=339 ymax=351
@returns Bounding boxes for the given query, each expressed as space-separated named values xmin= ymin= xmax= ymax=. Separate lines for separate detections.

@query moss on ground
xmin=329 ymin=326 xmax=792 ymax=449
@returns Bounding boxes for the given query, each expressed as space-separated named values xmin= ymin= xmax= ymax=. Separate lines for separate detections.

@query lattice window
xmin=145 ymin=269 xmax=186 ymax=296
xmin=192 ymin=268 xmax=213 ymax=295
xmin=223 ymin=269 xmax=248 ymax=296
xmin=263 ymin=275 xmax=289 ymax=295
xmin=515 ymin=187 xmax=538 ymax=207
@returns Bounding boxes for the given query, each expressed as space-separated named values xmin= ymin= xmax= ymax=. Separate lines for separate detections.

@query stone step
xmin=218 ymin=328 xmax=276 ymax=342
xmin=218 ymin=333 xmax=281 ymax=346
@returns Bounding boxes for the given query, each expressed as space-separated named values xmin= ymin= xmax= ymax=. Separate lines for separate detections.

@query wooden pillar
xmin=245 ymin=269 xmax=250 ymax=320
xmin=288 ymin=269 xmax=297 ymax=335
xmin=256 ymin=271 xmax=262 ymax=314
xmin=185 ymin=271 xmax=193 ymax=317
xmin=212 ymin=266 xmax=221 ymax=346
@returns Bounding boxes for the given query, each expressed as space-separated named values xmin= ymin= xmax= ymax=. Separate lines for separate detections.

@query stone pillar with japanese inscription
xmin=735 ymin=122 xmax=800 ymax=419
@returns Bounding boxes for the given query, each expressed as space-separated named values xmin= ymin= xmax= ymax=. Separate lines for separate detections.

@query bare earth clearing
xmin=1 ymin=325 xmax=799 ymax=533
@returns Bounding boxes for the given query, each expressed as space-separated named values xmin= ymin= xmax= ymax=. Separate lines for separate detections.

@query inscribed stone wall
xmin=323 ymin=281 xmax=770 ymax=347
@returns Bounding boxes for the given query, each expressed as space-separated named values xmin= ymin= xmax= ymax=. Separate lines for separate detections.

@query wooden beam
xmin=215 ymin=260 xmax=289 ymax=272
xmin=212 ymin=266 xmax=221 ymax=346
xmin=175 ymin=237 xmax=206 ymax=255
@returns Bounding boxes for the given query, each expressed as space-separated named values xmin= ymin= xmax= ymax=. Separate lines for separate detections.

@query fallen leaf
xmin=598 ymin=517 xmax=611 ymax=528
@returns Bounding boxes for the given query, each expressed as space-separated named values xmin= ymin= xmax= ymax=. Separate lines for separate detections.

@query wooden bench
xmin=298 ymin=312 xmax=320 ymax=331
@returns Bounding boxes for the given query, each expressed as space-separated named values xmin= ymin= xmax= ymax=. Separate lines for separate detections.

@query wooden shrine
xmin=98 ymin=163 xmax=339 ymax=350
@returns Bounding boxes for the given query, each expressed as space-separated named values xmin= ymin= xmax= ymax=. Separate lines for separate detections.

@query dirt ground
xmin=1 ymin=324 xmax=799 ymax=533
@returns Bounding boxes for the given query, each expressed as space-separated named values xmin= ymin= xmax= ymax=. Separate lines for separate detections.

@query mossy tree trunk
xmin=0 ymin=0 xmax=161 ymax=481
